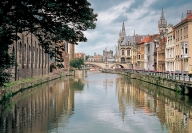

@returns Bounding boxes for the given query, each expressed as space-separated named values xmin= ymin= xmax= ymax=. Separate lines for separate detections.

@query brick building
xmin=75 ymin=52 xmax=84 ymax=59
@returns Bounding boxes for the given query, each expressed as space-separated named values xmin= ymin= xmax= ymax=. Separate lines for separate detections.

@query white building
xmin=165 ymin=24 xmax=175 ymax=71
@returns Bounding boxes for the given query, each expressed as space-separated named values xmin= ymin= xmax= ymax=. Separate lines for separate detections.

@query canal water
xmin=0 ymin=71 xmax=192 ymax=133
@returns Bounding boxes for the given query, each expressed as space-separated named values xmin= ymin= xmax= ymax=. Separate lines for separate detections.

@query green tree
xmin=0 ymin=0 xmax=97 ymax=85
xmin=85 ymin=55 xmax=89 ymax=61
xmin=70 ymin=58 xmax=84 ymax=70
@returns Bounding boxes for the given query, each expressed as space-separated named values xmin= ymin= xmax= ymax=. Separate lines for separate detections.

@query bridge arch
xmin=84 ymin=62 xmax=128 ymax=69
xmin=84 ymin=62 xmax=103 ymax=69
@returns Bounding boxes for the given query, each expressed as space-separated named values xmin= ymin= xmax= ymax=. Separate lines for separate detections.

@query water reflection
xmin=118 ymin=76 xmax=192 ymax=133
xmin=0 ymin=77 xmax=84 ymax=133
xmin=1 ymin=72 xmax=192 ymax=133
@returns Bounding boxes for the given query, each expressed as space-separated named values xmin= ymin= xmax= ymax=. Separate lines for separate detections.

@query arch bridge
xmin=84 ymin=61 xmax=129 ymax=69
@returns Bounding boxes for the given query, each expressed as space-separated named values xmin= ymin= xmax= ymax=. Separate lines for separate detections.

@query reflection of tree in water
xmin=70 ymin=79 xmax=84 ymax=91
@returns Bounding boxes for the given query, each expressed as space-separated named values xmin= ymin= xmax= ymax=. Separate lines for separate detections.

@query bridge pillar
xmin=184 ymin=86 xmax=189 ymax=95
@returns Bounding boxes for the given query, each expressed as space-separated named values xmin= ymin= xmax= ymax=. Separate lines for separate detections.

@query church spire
xmin=121 ymin=21 xmax=126 ymax=37
xmin=158 ymin=8 xmax=167 ymax=33
xmin=181 ymin=12 xmax=184 ymax=21
xmin=160 ymin=8 xmax=165 ymax=20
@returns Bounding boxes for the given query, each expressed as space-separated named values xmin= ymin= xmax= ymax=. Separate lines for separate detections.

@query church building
xmin=117 ymin=22 xmax=147 ymax=69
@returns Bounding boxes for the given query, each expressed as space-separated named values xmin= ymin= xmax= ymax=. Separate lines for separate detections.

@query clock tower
xmin=158 ymin=8 xmax=167 ymax=33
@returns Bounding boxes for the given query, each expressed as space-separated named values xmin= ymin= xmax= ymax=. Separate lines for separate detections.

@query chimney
xmin=186 ymin=10 xmax=192 ymax=17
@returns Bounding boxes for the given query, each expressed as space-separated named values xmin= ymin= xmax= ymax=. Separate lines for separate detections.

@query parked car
xmin=188 ymin=70 xmax=192 ymax=77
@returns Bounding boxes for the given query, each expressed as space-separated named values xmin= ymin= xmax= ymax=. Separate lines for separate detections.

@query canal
xmin=1 ymin=71 xmax=192 ymax=133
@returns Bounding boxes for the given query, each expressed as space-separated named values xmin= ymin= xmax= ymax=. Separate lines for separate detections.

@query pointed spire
xmin=160 ymin=8 xmax=165 ymax=20
xmin=181 ymin=12 xmax=184 ymax=21
xmin=158 ymin=7 xmax=167 ymax=33
xmin=121 ymin=21 xmax=126 ymax=37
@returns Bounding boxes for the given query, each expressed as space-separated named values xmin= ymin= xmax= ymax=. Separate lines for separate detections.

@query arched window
xmin=42 ymin=50 xmax=45 ymax=68
xmin=22 ymin=43 xmax=25 ymax=69
xmin=29 ymin=45 xmax=31 ymax=68
xmin=36 ymin=48 xmax=38 ymax=68
xmin=39 ymin=48 xmax=41 ymax=68
xmin=45 ymin=52 xmax=47 ymax=68
xmin=127 ymin=50 xmax=130 ymax=56
xmin=32 ymin=46 xmax=35 ymax=68
xmin=19 ymin=42 xmax=22 ymax=64
xmin=12 ymin=46 xmax=15 ymax=60
xmin=24 ymin=44 xmax=26 ymax=65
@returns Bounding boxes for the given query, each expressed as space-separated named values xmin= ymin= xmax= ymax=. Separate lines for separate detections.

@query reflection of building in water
xmin=165 ymin=102 xmax=189 ymax=133
xmin=156 ymin=99 xmax=166 ymax=130
xmin=0 ymin=78 xmax=76 ymax=133
xmin=117 ymin=78 xmax=192 ymax=132
xmin=103 ymin=79 xmax=114 ymax=93
xmin=117 ymin=77 xmax=131 ymax=120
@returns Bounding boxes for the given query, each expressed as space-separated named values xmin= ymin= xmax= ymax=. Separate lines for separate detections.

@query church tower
xmin=158 ymin=8 xmax=167 ymax=33
xmin=118 ymin=22 xmax=126 ymax=45
xmin=121 ymin=21 xmax=126 ymax=37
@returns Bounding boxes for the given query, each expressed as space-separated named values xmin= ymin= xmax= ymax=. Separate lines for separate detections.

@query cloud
xmin=76 ymin=0 xmax=192 ymax=55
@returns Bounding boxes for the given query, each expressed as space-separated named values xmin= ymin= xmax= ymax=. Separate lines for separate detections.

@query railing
xmin=103 ymin=68 xmax=192 ymax=82
xmin=85 ymin=61 xmax=131 ymax=64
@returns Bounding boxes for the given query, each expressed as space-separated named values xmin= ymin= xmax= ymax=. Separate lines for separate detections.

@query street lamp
xmin=154 ymin=40 xmax=159 ymax=71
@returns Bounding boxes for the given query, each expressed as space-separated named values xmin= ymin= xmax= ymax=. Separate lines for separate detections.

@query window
xmin=148 ymin=46 xmax=150 ymax=53
xmin=122 ymin=50 xmax=124 ymax=55
xmin=127 ymin=50 xmax=130 ymax=56
xmin=185 ymin=47 xmax=188 ymax=54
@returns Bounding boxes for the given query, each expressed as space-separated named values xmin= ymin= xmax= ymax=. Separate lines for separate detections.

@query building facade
xmin=75 ymin=52 xmax=84 ymax=59
xmin=174 ymin=10 xmax=192 ymax=72
xmin=10 ymin=31 xmax=50 ymax=81
xmin=94 ymin=54 xmax=102 ymax=62
xmin=165 ymin=24 xmax=175 ymax=71
xmin=132 ymin=33 xmax=147 ymax=69
xmin=117 ymin=22 xmax=133 ymax=66
xmin=155 ymin=8 xmax=167 ymax=71
xmin=103 ymin=49 xmax=113 ymax=62
xmin=141 ymin=35 xmax=159 ymax=71
xmin=9 ymin=31 xmax=75 ymax=81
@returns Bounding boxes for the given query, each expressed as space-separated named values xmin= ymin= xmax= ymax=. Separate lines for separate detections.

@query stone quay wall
xmin=0 ymin=70 xmax=75 ymax=101
xmin=103 ymin=69 xmax=192 ymax=95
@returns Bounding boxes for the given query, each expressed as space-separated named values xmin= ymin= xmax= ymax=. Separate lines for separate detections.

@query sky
xmin=76 ymin=0 xmax=192 ymax=56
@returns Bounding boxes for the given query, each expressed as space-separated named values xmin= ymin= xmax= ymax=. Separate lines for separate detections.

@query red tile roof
xmin=182 ymin=13 xmax=192 ymax=21
xmin=138 ymin=34 xmax=160 ymax=45
xmin=135 ymin=36 xmax=145 ymax=44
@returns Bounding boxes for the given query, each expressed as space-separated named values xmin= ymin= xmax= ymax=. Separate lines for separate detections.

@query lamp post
xmin=154 ymin=40 xmax=159 ymax=71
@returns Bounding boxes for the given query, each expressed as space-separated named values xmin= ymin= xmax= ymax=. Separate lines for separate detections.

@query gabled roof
xmin=138 ymin=34 xmax=160 ymax=45
xmin=120 ymin=36 xmax=134 ymax=45
xmin=135 ymin=35 xmax=147 ymax=44
xmin=138 ymin=36 xmax=151 ymax=45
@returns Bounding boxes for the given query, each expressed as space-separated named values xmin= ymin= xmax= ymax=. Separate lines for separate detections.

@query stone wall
xmin=9 ymin=31 xmax=50 ymax=81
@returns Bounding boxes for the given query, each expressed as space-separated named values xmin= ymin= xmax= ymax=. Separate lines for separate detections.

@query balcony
xmin=182 ymin=54 xmax=189 ymax=58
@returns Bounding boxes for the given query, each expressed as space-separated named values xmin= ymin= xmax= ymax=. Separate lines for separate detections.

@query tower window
xmin=122 ymin=50 xmax=124 ymax=56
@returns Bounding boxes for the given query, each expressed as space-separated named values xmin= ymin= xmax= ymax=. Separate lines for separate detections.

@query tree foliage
xmin=0 ymin=0 xmax=97 ymax=85
xmin=70 ymin=58 xmax=84 ymax=70
xmin=85 ymin=55 xmax=89 ymax=61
